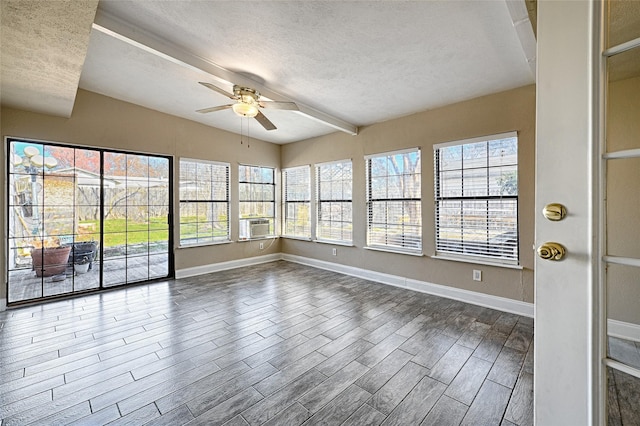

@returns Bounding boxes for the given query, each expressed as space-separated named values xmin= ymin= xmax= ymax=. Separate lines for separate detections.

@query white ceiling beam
xmin=505 ymin=0 xmax=537 ymax=80
xmin=92 ymin=10 xmax=358 ymax=136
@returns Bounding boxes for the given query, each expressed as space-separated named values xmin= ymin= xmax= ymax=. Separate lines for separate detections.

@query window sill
xmin=178 ymin=240 xmax=232 ymax=249
xmin=281 ymin=236 xmax=312 ymax=242
xmin=314 ymin=239 xmax=354 ymax=247
xmin=431 ymin=254 xmax=523 ymax=270
xmin=237 ymin=236 xmax=278 ymax=242
xmin=364 ymin=246 xmax=423 ymax=257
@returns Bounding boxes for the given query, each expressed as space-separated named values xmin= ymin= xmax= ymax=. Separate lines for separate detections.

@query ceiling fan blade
xmin=199 ymin=82 xmax=236 ymax=99
xmin=196 ymin=104 xmax=233 ymax=114
xmin=260 ymin=100 xmax=299 ymax=111
xmin=254 ymin=110 xmax=277 ymax=131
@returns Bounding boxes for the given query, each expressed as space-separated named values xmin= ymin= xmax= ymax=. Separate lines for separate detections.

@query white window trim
xmin=365 ymin=147 xmax=421 ymax=159
xmin=315 ymin=158 xmax=353 ymax=166
xmin=178 ymin=240 xmax=232 ymax=249
xmin=433 ymin=131 xmax=518 ymax=150
xmin=181 ymin=157 xmax=230 ymax=167
xmin=281 ymin=236 xmax=312 ymax=242
xmin=364 ymin=246 xmax=424 ymax=257
xmin=431 ymin=254 xmax=523 ymax=269
xmin=313 ymin=239 xmax=354 ymax=247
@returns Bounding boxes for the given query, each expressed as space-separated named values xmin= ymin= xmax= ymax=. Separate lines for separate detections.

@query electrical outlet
xmin=332 ymin=248 xmax=337 ymax=256
xmin=259 ymin=242 xmax=264 ymax=250
xmin=473 ymin=270 xmax=482 ymax=281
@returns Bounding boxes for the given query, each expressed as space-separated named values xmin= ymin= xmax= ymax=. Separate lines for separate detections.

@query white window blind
xmin=316 ymin=160 xmax=352 ymax=243
xmin=434 ymin=132 xmax=518 ymax=263
xmin=179 ymin=159 xmax=230 ymax=245
xmin=239 ymin=165 xmax=275 ymax=239
xmin=282 ymin=166 xmax=311 ymax=238
xmin=366 ymin=149 xmax=422 ymax=252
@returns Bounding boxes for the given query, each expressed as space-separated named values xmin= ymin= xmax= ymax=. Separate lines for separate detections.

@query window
xmin=179 ymin=159 xmax=230 ymax=246
xmin=282 ymin=166 xmax=311 ymax=238
xmin=316 ymin=160 xmax=352 ymax=243
xmin=366 ymin=148 xmax=422 ymax=253
xmin=434 ymin=132 xmax=518 ymax=263
xmin=239 ymin=165 xmax=275 ymax=239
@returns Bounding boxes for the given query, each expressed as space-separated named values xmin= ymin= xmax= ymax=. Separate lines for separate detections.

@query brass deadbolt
xmin=542 ymin=203 xmax=567 ymax=221
xmin=537 ymin=242 xmax=566 ymax=261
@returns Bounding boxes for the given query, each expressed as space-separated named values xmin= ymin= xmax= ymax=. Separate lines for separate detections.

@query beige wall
xmin=281 ymin=85 xmax=536 ymax=303
xmin=607 ymin=75 xmax=640 ymax=325
xmin=1 ymin=89 xmax=281 ymax=302
xmin=2 ymin=85 xmax=536 ymax=306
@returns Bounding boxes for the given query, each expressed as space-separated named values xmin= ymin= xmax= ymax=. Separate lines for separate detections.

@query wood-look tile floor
xmin=1 ymin=260 xmax=537 ymax=425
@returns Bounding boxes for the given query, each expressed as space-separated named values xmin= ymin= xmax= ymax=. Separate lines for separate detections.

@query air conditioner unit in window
xmin=248 ymin=219 xmax=270 ymax=238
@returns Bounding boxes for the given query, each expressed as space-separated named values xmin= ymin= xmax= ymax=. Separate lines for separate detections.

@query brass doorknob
xmin=542 ymin=203 xmax=567 ymax=221
xmin=537 ymin=242 xmax=566 ymax=261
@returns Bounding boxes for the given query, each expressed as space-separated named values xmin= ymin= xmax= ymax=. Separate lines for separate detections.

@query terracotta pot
xmin=31 ymin=246 xmax=72 ymax=277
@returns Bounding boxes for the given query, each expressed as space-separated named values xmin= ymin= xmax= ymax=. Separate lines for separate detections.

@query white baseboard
xmin=175 ymin=253 xmax=282 ymax=279
xmin=282 ymin=253 xmax=534 ymax=318
xmin=133 ymin=253 xmax=640 ymax=343
xmin=4 ymin=252 xmax=637 ymax=342
xmin=608 ymin=319 xmax=640 ymax=343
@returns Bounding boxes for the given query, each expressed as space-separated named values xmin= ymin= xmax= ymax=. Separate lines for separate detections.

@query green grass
xmin=179 ymin=215 xmax=228 ymax=241
xmin=80 ymin=217 xmax=168 ymax=247
xmin=78 ymin=215 xmax=230 ymax=247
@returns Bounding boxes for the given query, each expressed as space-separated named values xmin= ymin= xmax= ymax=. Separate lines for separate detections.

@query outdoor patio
xmin=8 ymin=253 xmax=169 ymax=303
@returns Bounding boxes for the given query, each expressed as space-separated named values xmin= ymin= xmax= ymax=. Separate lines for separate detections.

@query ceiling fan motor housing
xmin=234 ymin=85 xmax=260 ymax=104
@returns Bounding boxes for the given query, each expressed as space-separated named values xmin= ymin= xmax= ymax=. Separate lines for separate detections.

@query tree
xmin=497 ymin=171 xmax=518 ymax=195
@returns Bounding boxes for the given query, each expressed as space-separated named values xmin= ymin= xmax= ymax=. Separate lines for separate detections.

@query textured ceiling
xmin=0 ymin=0 xmax=98 ymax=117
xmin=80 ymin=0 xmax=535 ymax=143
xmin=609 ymin=0 xmax=640 ymax=47
xmin=608 ymin=0 xmax=640 ymax=82
xmin=1 ymin=1 xmax=537 ymax=144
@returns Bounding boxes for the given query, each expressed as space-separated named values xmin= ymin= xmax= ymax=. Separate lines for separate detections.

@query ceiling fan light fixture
xmin=232 ymin=102 xmax=259 ymax=118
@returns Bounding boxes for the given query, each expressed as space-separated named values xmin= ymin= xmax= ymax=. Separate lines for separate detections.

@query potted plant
xmin=74 ymin=254 xmax=91 ymax=274
xmin=30 ymin=237 xmax=72 ymax=277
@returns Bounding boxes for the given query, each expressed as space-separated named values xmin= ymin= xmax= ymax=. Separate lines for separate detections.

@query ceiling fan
xmin=196 ymin=82 xmax=299 ymax=131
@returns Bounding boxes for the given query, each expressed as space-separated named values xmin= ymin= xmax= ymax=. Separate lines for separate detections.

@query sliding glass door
xmin=6 ymin=139 xmax=172 ymax=304
xmin=102 ymin=152 xmax=171 ymax=287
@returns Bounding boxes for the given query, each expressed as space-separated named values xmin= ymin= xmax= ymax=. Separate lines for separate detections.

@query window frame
xmin=315 ymin=159 xmax=353 ymax=245
xmin=365 ymin=147 xmax=422 ymax=254
xmin=179 ymin=158 xmax=230 ymax=247
xmin=282 ymin=165 xmax=311 ymax=239
xmin=433 ymin=131 xmax=519 ymax=265
xmin=238 ymin=164 xmax=276 ymax=240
